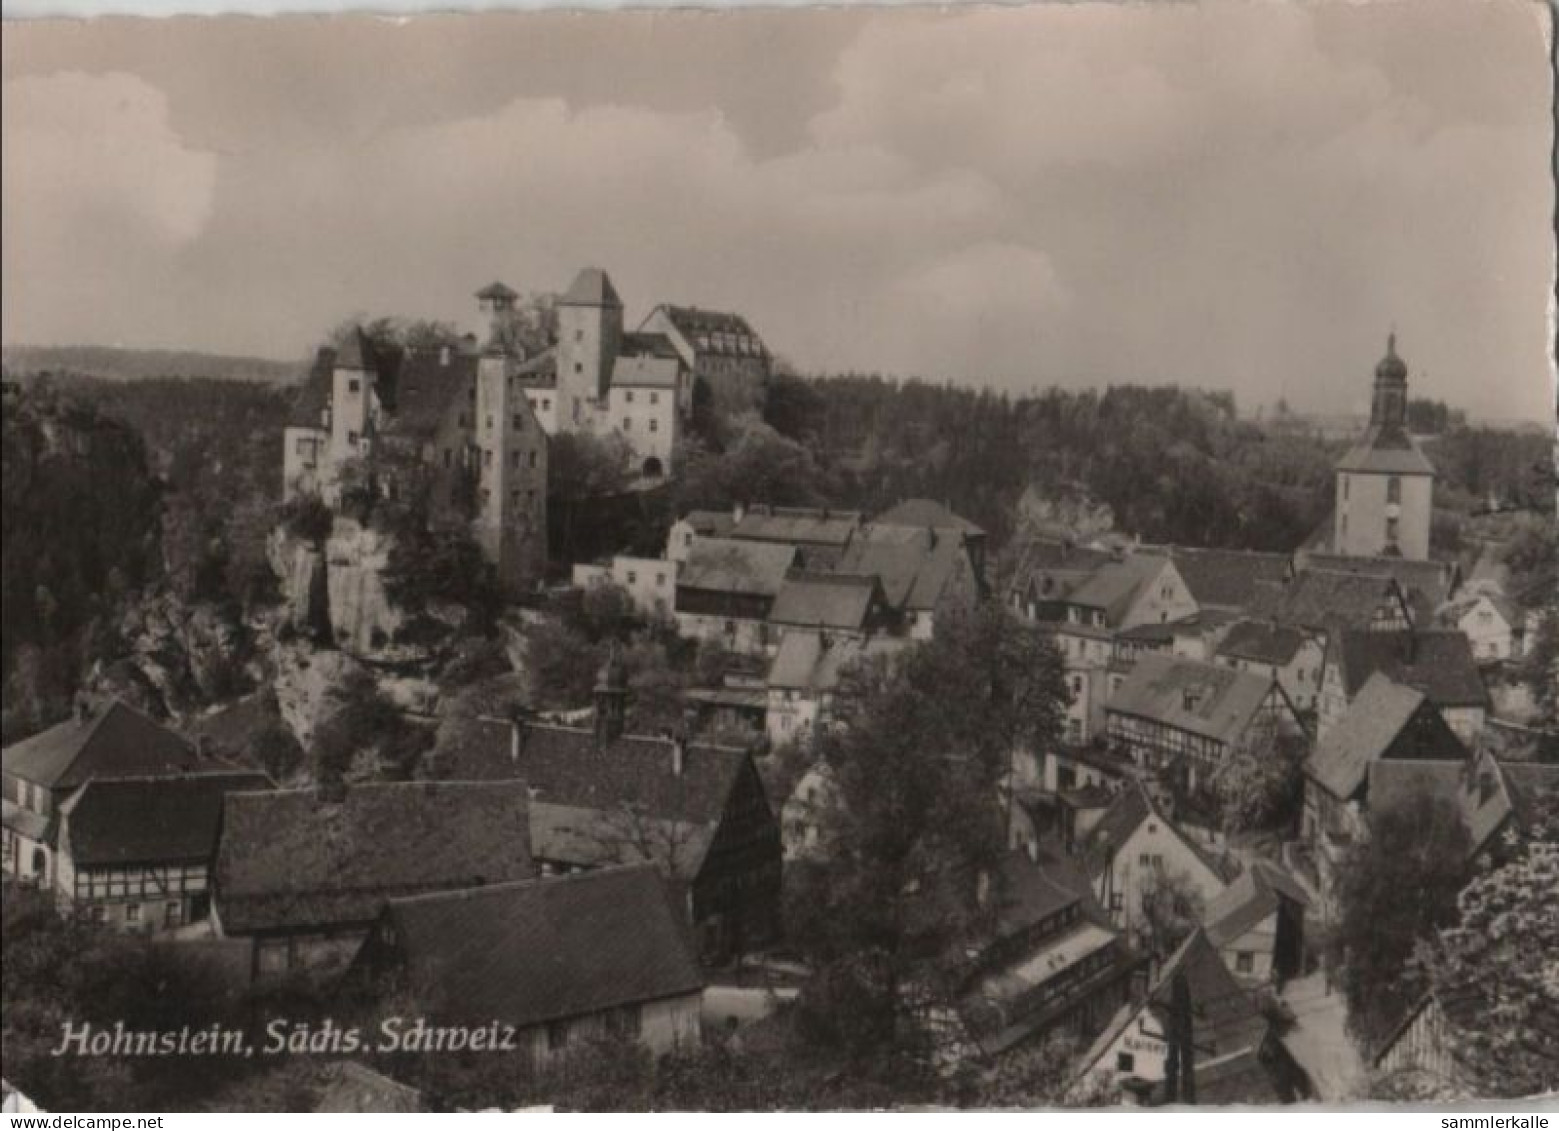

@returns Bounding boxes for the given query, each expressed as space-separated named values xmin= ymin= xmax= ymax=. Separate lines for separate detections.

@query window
xmin=656 ymin=573 xmax=666 ymax=586
xmin=125 ymin=903 xmax=141 ymax=924
xmin=649 ymin=418 xmax=659 ymax=433
xmin=574 ymin=362 xmax=583 ymax=374
xmin=512 ymin=414 xmax=526 ymax=431
xmin=443 ymin=448 xmax=453 ymax=468
xmin=90 ymin=905 xmax=107 ymax=924
xmin=542 ymin=398 xmax=552 ymax=411
xmin=166 ymin=902 xmax=183 ymax=928
xmin=1138 ymin=853 xmax=1163 ymax=870
xmin=529 ymin=452 xmax=538 ymax=469
xmin=484 ymin=450 xmax=494 ymax=467
xmin=623 ymin=418 xmax=632 ymax=431
xmin=1386 ymin=516 xmax=1400 ymax=544
xmin=627 ymin=571 xmax=638 ymax=585
xmin=625 ymin=391 xmax=635 ymax=403
xmin=347 ymin=379 xmax=360 ymax=393
xmin=1235 ymin=951 xmax=1255 ymax=974
xmin=485 ymin=415 xmax=494 ymax=430
xmin=650 ymin=392 xmax=659 ymax=405
xmin=1109 ymin=893 xmax=1123 ymax=912
xmin=575 ymin=329 xmax=584 ymax=343
xmin=1387 ymin=476 xmax=1402 ymax=504
xmin=511 ymin=451 xmax=520 ymax=468
xmin=1116 ymin=1053 xmax=1135 ymax=1073
xmin=547 ymin=1020 xmax=570 ymax=1052
xmin=347 ymin=430 xmax=359 ymax=445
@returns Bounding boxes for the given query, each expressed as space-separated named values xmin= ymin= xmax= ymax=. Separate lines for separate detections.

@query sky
xmin=2 ymin=1 xmax=1554 ymax=421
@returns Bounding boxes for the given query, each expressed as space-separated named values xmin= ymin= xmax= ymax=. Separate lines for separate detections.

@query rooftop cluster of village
xmin=2 ymin=276 xmax=1555 ymax=1111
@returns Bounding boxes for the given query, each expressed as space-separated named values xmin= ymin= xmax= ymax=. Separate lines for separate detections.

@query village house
xmin=1215 ymin=619 xmax=1327 ymax=715
xmin=766 ymin=570 xmax=891 ymax=643
xmin=1142 ymin=546 xmax=1294 ymax=618
xmin=764 ymin=630 xmax=906 ymax=748
xmin=1006 ymin=536 xmax=1115 ymax=623
xmin=639 ymin=303 xmax=773 ymax=417
xmin=673 ymin=537 xmax=798 ymax=655
xmin=2 ymin=697 xmax=215 ymax=889
xmin=953 ymin=845 xmax=1142 ymax=1060
xmin=431 ymin=671 xmax=783 ymax=962
xmin=572 ymin=555 xmax=678 ymax=620
xmin=212 ymin=780 xmax=535 ymax=980
xmin=1077 ymin=779 xmax=1236 ymax=937
xmin=1453 ymin=591 xmax=1526 ymax=662
xmin=1301 ymin=673 xmax=1469 ymax=908
xmin=1074 ymin=929 xmax=1310 ymax=1105
xmin=1103 ymin=653 xmax=1306 ymax=793
xmin=53 ymin=770 xmax=270 ymax=932
xmin=1112 ymin=609 xmax=1242 ymax=669
xmin=1254 ymin=567 xmax=1416 ymax=638
xmin=352 ymin=865 xmax=705 ymax=1066
xmin=871 ymin=498 xmax=991 ymax=585
xmin=1294 ymin=553 xmax=1460 ymax=627
xmin=834 ymin=522 xmax=981 ymax=641
xmin=1053 ymin=553 xmax=1199 ymax=634
xmin=1316 ymin=628 xmax=1488 ymax=743
xmin=282 ymin=321 xmax=550 ymax=595
xmin=1201 ymin=859 xmax=1310 ymax=988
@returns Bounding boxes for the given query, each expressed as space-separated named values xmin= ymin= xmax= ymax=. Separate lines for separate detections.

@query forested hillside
xmin=3 ymin=345 xmax=299 ymax=385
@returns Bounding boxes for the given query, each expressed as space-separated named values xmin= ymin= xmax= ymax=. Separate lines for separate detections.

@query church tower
xmin=1332 ymin=334 xmax=1435 ymax=560
xmin=555 ymin=267 xmax=623 ymax=431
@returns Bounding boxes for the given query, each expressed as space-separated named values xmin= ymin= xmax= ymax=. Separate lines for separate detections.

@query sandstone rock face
xmin=88 ymin=593 xmax=252 ymax=717
xmin=270 ymin=642 xmax=371 ymax=748
xmin=270 ymin=516 xmax=403 ymax=659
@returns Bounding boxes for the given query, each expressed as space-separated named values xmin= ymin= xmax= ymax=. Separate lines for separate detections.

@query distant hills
xmin=2 ymin=344 xmax=302 ymax=386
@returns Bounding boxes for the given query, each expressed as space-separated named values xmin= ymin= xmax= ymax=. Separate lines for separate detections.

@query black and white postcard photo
xmin=1 ymin=0 xmax=1555 ymax=1115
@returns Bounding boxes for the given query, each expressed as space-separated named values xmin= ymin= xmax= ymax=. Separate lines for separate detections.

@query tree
xmin=1406 ymin=798 xmax=1559 ymax=1098
xmin=523 ymin=617 xmax=605 ymax=710
xmin=673 ymin=422 xmax=833 ymax=514
xmin=1331 ymin=791 xmax=1471 ymax=1050
xmin=784 ymin=604 xmax=1068 ymax=1062
xmin=1209 ymin=729 xmax=1308 ymax=834
xmin=1137 ymin=866 xmax=1207 ymax=960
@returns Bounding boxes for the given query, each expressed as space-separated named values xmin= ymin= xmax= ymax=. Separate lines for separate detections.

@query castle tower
xmin=475 ymin=281 xmax=519 ymax=354
xmin=473 ymin=348 xmax=549 ymax=596
xmin=555 ymin=267 xmax=623 ymax=429
xmin=1332 ymin=334 xmax=1436 ymax=560
xmin=323 ymin=327 xmax=378 ymax=505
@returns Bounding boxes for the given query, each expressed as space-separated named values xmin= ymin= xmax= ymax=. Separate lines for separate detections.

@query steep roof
xmin=60 ymin=770 xmax=270 ymax=867
xmin=1079 ymin=779 xmax=1236 ymax=885
xmin=433 ymin=718 xmax=753 ymax=831
xmin=1335 ymin=424 xmax=1437 ymax=476
xmin=837 ymin=525 xmax=972 ymax=612
xmin=768 ymin=571 xmax=882 ymax=631
xmin=610 ymin=353 xmax=680 ymax=390
xmin=1005 ymin=537 xmax=1115 ymax=601
xmin=387 ymin=347 xmax=477 ymax=438
xmin=1203 ymin=860 xmax=1310 ymax=949
xmin=529 ymin=801 xmax=717 ymax=881
xmin=1217 ymin=620 xmax=1309 ymax=666
xmin=372 ymin=866 xmax=704 ymax=1029
xmin=1299 ymin=554 xmax=1458 ymax=615
xmin=1148 ymin=929 xmax=1270 ymax=1061
xmin=1332 ymin=629 xmax=1488 ymax=709
xmin=677 ymin=537 xmax=797 ymax=597
xmin=730 ymin=505 xmax=861 ymax=548
xmin=287 ymin=347 xmax=336 ymax=428
xmin=512 ymin=346 xmax=558 ymax=388
xmin=618 ymin=330 xmax=680 ymax=359
xmin=766 ymin=631 xmax=905 ymax=693
xmin=1105 ymin=653 xmax=1276 ymax=747
xmin=1145 ymin=546 xmax=1293 ymax=612
xmin=1066 ymin=554 xmax=1174 ymax=626
xmin=1367 ymin=752 xmax=1527 ymax=859
xmin=215 ymin=781 xmax=535 ymax=934
xmin=560 ymin=267 xmax=622 ymax=308
xmin=3 ymin=699 xmax=203 ymax=792
xmin=1305 ymin=673 xmax=1465 ymax=801
xmin=1256 ymin=568 xmax=1408 ymax=632
xmin=651 ymin=305 xmax=768 ymax=359
xmin=873 ymin=499 xmax=985 ymax=538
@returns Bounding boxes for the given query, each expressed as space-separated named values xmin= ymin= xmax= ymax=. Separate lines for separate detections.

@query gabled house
xmin=835 ymin=523 xmax=980 ymax=640
xmin=1254 ymin=568 xmax=1415 ymax=636
xmin=1296 ymin=552 xmax=1460 ymax=627
xmin=1454 ymin=591 xmax=1525 ymax=662
xmin=431 ymin=689 xmax=783 ymax=961
xmin=54 ymin=770 xmax=270 ymax=932
xmin=1201 ymin=860 xmax=1310 ymax=987
xmin=872 ymin=498 xmax=990 ymax=584
xmin=351 ymin=865 xmax=704 ymax=1066
xmin=213 ymin=780 xmax=536 ymax=980
xmin=1301 ymin=673 xmax=1468 ymax=906
xmin=765 ymin=630 xmax=907 ymax=747
xmin=2 ymin=698 xmax=212 ymax=888
xmin=766 ymin=570 xmax=889 ymax=642
xmin=1006 ymin=537 xmax=1115 ymax=623
xmin=1142 ymin=546 xmax=1294 ymax=617
xmin=1058 ymin=554 xmax=1198 ymax=633
xmin=954 ymin=846 xmax=1141 ymax=1059
xmin=1317 ymin=628 xmax=1488 ymax=743
xmin=1075 ymin=928 xmax=1309 ymax=1105
xmin=727 ymin=504 xmax=862 ymax=567
xmin=1216 ymin=619 xmax=1327 ymax=714
xmin=1078 ymin=780 xmax=1236 ymax=936
xmin=1104 ymin=653 xmax=1307 ymax=792
xmin=640 ymin=303 xmax=772 ymax=417
xmin=674 ymin=537 xmax=798 ymax=654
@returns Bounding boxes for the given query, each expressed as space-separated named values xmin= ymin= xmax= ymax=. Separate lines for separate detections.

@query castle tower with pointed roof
xmin=556 ymin=266 xmax=624 ymax=426
xmin=1332 ymin=335 xmax=1435 ymax=561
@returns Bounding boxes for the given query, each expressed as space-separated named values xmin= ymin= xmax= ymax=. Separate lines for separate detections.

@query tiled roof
xmin=1144 ymin=546 xmax=1293 ymax=611
xmin=1080 ymin=779 xmax=1236 ymax=885
xmin=768 ymin=571 xmax=881 ymax=631
xmin=3 ymin=699 xmax=204 ymax=791
xmin=1367 ymin=752 xmax=1521 ymax=859
xmin=873 ymin=499 xmax=985 ymax=538
xmin=560 ymin=267 xmax=622 ymax=308
xmin=618 ymin=331 xmax=680 ymax=359
xmin=730 ymin=506 xmax=861 ymax=548
xmin=372 ymin=865 xmax=704 ymax=1030
xmin=836 ymin=525 xmax=971 ymax=612
xmin=530 ymin=800 xmax=716 ymax=881
xmin=512 ymin=347 xmax=558 ymax=387
xmin=60 ymin=770 xmax=270 ymax=867
xmin=678 ymin=537 xmax=797 ymax=597
xmin=215 ymin=780 xmax=535 ymax=934
xmin=1305 ymin=673 xmax=1463 ymax=800
xmin=1066 ymin=555 xmax=1173 ymax=626
xmin=1005 ymin=537 xmax=1115 ymax=601
xmin=610 ymin=353 xmax=681 ymax=390
xmin=1105 ymin=653 xmax=1275 ymax=746
xmin=287 ymin=347 xmax=336 ymax=429
xmin=1333 ymin=629 xmax=1488 ymax=708
xmin=1217 ymin=620 xmax=1308 ymax=666
xmin=766 ymin=631 xmax=905 ymax=692
xmin=432 ymin=718 xmax=752 ymax=831
xmin=1148 ymin=929 xmax=1270 ymax=1062
xmin=386 ymin=347 xmax=476 ymax=438
xmin=1335 ymin=424 xmax=1436 ymax=476
xmin=1256 ymin=568 xmax=1407 ymax=632
xmin=1299 ymin=554 xmax=1458 ymax=614
xmin=680 ymin=509 xmax=735 ymax=538
xmin=652 ymin=305 xmax=769 ymax=359
xmin=1204 ymin=860 xmax=1309 ymax=949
